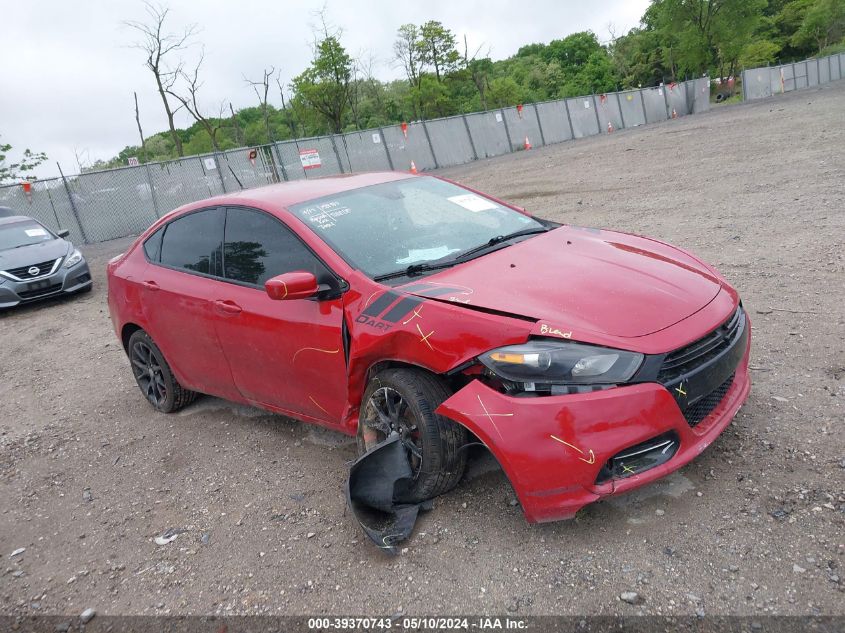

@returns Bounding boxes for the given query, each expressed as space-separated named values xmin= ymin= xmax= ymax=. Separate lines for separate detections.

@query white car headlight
xmin=479 ymin=340 xmax=643 ymax=386
xmin=64 ymin=249 xmax=83 ymax=268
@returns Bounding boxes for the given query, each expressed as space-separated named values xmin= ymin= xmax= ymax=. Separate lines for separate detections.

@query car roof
xmin=180 ymin=171 xmax=417 ymax=214
xmin=0 ymin=215 xmax=36 ymax=226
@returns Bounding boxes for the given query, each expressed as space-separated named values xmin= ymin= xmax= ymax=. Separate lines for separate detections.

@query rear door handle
xmin=142 ymin=280 xmax=159 ymax=291
xmin=214 ymin=299 xmax=242 ymax=315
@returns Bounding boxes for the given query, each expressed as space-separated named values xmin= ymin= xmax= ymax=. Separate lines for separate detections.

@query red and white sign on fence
xmin=299 ymin=148 xmax=322 ymax=170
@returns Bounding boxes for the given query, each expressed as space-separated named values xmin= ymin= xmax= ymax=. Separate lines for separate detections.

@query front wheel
xmin=357 ymin=368 xmax=467 ymax=501
xmin=127 ymin=330 xmax=197 ymax=413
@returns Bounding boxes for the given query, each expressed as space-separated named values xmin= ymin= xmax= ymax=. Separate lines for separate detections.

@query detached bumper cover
xmin=437 ymin=319 xmax=751 ymax=523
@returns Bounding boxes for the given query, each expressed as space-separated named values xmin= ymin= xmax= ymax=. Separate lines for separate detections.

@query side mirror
xmin=265 ymin=271 xmax=319 ymax=301
xmin=57 ymin=229 xmax=70 ymax=238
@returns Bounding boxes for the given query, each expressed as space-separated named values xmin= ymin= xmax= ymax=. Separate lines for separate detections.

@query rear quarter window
xmin=143 ymin=227 xmax=164 ymax=262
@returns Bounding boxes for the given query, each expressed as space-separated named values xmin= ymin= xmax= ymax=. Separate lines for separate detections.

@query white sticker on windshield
xmin=396 ymin=246 xmax=460 ymax=265
xmin=25 ymin=228 xmax=48 ymax=237
xmin=447 ymin=194 xmax=497 ymax=213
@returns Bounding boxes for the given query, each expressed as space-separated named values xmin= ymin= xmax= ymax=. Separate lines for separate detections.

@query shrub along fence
xmin=0 ymin=78 xmax=711 ymax=245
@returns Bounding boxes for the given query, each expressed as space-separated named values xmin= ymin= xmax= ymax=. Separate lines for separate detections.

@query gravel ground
xmin=1 ymin=82 xmax=844 ymax=619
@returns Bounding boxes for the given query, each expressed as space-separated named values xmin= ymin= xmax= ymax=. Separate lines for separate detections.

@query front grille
xmin=684 ymin=372 xmax=735 ymax=427
xmin=4 ymin=258 xmax=60 ymax=280
xmin=18 ymin=282 xmax=63 ymax=299
xmin=658 ymin=307 xmax=743 ymax=383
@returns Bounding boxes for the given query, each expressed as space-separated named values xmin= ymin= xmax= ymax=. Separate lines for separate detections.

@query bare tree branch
xmin=124 ymin=1 xmax=199 ymax=156
xmin=274 ymin=69 xmax=299 ymax=138
xmin=133 ymin=91 xmax=148 ymax=162
xmin=165 ymin=50 xmax=226 ymax=152
xmin=244 ymin=67 xmax=275 ymax=143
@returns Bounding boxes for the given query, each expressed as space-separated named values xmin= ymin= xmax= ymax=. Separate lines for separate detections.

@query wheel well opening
xmin=365 ymin=360 xmax=470 ymax=394
xmin=121 ymin=323 xmax=143 ymax=353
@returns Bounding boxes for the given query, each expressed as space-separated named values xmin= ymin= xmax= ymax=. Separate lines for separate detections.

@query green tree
xmin=394 ymin=24 xmax=423 ymax=88
xmin=649 ymin=0 xmax=767 ymax=78
xmin=0 ymin=137 xmax=47 ymax=184
xmin=417 ymin=21 xmax=460 ymax=82
xmin=291 ymin=34 xmax=352 ymax=133
xmin=488 ymin=76 xmax=523 ymax=107
xmin=611 ymin=28 xmax=670 ymax=87
xmin=792 ymin=0 xmax=845 ymax=52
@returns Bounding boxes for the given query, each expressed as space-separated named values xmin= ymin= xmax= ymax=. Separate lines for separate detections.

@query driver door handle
xmin=142 ymin=280 xmax=159 ymax=291
xmin=214 ymin=299 xmax=242 ymax=315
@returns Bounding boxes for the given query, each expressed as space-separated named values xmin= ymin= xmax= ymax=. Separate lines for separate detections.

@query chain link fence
xmin=0 ymin=78 xmax=710 ymax=245
xmin=742 ymin=53 xmax=845 ymax=101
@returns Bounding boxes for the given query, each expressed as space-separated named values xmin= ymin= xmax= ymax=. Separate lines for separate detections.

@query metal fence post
xmin=532 ymin=103 xmax=547 ymax=146
xmin=500 ymin=108 xmax=514 ymax=151
xmin=378 ymin=128 xmax=395 ymax=170
xmin=56 ymin=162 xmax=88 ymax=244
xmin=563 ymin=99 xmax=575 ymax=139
xmin=791 ymin=62 xmax=797 ymax=90
xmin=212 ymin=153 xmax=227 ymax=192
xmin=329 ymin=135 xmax=345 ymax=174
xmin=339 ymin=135 xmax=354 ymax=173
xmin=741 ymin=71 xmax=747 ymax=101
xmin=272 ymin=142 xmax=289 ymax=182
xmin=144 ymin=163 xmax=161 ymax=218
xmin=639 ymin=90 xmax=648 ymax=123
xmin=661 ymin=84 xmax=671 ymax=119
xmin=293 ymin=138 xmax=308 ymax=179
xmin=460 ymin=116 xmax=478 ymax=161
xmin=420 ymin=120 xmax=439 ymax=169
xmin=591 ymin=95 xmax=602 ymax=133
xmin=615 ymin=93 xmax=626 ymax=129
xmin=44 ymin=185 xmax=62 ymax=230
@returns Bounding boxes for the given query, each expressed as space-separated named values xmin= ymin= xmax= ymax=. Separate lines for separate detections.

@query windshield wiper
xmin=373 ymin=260 xmax=457 ymax=282
xmin=372 ymin=227 xmax=550 ymax=282
xmin=452 ymin=227 xmax=550 ymax=262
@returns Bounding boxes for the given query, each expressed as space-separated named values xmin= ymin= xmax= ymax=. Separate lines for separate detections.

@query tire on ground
xmin=127 ymin=329 xmax=198 ymax=413
xmin=358 ymin=368 xmax=468 ymax=501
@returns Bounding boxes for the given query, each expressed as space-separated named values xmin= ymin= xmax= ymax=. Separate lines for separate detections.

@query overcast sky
xmin=1 ymin=0 xmax=649 ymax=179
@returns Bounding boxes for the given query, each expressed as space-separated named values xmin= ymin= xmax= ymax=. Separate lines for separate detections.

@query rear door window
xmin=222 ymin=207 xmax=329 ymax=287
xmin=159 ymin=208 xmax=224 ymax=275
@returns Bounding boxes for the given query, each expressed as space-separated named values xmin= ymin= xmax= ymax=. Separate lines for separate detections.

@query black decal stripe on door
xmin=361 ymin=291 xmax=401 ymax=317
xmin=381 ymin=297 xmax=424 ymax=323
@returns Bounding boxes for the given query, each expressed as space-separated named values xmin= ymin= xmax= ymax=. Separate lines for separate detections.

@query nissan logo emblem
xmin=28 ymin=266 xmax=40 ymax=276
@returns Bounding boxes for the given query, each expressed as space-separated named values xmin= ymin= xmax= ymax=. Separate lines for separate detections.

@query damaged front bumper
xmin=436 ymin=332 xmax=751 ymax=523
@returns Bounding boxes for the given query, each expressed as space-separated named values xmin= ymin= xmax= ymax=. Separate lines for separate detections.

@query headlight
xmin=64 ymin=249 xmax=83 ymax=268
xmin=479 ymin=340 xmax=643 ymax=386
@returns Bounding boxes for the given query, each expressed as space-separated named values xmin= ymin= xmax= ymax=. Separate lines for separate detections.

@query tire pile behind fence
xmin=743 ymin=53 xmax=845 ymax=100
xmin=0 ymin=78 xmax=711 ymax=245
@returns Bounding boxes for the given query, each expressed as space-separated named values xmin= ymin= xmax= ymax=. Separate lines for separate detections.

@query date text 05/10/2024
xmin=306 ymin=617 xmax=527 ymax=630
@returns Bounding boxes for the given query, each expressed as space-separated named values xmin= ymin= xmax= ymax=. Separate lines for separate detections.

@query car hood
xmin=0 ymin=239 xmax=70 ymax=272
xmin=398 ymin=226 xmax=723 ymax=339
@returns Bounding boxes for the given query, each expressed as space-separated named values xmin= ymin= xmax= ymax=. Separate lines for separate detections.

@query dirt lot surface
xmin=2 ymin=82 xmax=844 ymax=619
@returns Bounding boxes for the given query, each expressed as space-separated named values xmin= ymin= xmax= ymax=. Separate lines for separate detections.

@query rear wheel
xmin=127 ymin=330 xmax=197 ymax=413
xmin=357 ymin=368 xmax=467 ymax=501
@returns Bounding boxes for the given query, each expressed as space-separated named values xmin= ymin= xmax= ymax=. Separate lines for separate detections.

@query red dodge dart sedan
xmin=108 ymin=172 xmax=751 ymax=522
